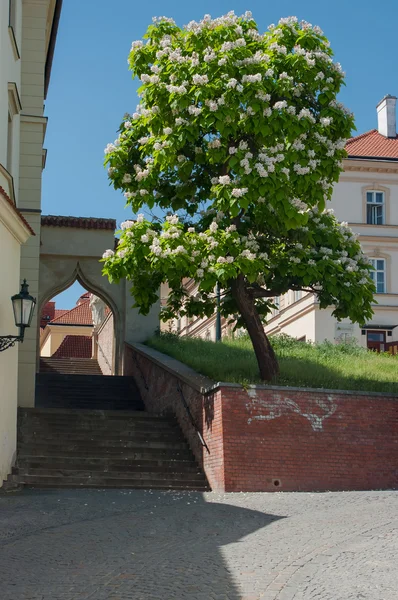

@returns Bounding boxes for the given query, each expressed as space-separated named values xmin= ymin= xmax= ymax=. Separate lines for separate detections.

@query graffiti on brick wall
xmin=246 ymin=390 xmax=337 ymax=431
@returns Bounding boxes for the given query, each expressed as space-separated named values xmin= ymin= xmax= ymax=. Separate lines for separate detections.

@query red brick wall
xmin=125 ymin=344 xmax=398 ymax=492
xmin=222 ymin=387 xmax=398 ymax=492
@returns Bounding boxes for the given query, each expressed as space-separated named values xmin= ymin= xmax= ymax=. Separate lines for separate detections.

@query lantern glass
xmin=11 ymin=280 xmax=36 ymax=329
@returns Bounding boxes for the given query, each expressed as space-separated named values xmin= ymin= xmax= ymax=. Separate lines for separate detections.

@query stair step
xmin=15 ymin=477 xmax=209 ymax=491
xmin=16 ymin=458 xmax=199 ymax=471
xmin=18 ymin=431 xmax=186 ymax=443
xmin=18 ymin=449 xmax=193 ymax=461
xmin=14 ymin=468 xmax=205 ymax=481
xmin=19 ymin=408 xmax=170 ymax=420
xmin=18 ymin=439 xmax=189 ymax=451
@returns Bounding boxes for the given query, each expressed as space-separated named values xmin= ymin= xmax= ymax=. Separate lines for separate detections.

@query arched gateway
xmin=18 ymin=215 xmax=159 ymax=407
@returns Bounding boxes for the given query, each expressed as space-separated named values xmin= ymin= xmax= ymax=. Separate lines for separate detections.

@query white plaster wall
xmin=330 ymin=181 xmax=363 ymax=223
xmin=40 ymin=334 xmax=51 ymax=356
xmin=265 ymin=294 xmax=316 ymax=341
xmin=125 ymin=296 xmax=160 ymax=345
xmin=0 ymin=0 xmax=22 ymax=200
xmin=0 ymin=219 xmax=21 ymax=485
xmin=331 ymin=175 xmax=398 ymax=226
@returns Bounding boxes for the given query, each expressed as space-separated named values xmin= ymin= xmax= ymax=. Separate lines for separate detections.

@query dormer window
xmin=366 ymin=191 xmax=385 ymax=225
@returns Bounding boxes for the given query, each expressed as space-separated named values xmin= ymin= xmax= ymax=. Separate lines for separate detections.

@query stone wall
xmin=97 ymin=313 xmax=113 ymax=375
xmin=126 ymin=343 xmax=398 ymax=492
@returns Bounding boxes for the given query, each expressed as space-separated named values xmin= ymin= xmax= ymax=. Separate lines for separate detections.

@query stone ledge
xmin=129 ymin=343 xmax=398 ymax=399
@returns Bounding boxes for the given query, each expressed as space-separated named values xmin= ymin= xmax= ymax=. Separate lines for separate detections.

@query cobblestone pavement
xmin=0 ymin=489 xmax=396 ymax=599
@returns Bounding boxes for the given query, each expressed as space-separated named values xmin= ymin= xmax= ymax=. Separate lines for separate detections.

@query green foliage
xmin=102 ymin=11 xmax=375 ymax=334
xmin=147 ymin=333 xmax=398 ymax=393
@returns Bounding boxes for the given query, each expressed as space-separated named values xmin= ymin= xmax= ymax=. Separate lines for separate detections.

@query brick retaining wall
xmin=125 ymin=343 xmax=398 ymax=492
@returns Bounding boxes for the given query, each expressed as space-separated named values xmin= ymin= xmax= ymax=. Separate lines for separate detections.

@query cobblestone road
xmin=0 ymin=489 xmax=396 ymax=599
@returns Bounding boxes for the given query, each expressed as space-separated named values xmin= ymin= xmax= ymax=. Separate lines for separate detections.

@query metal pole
xmin=215 ymin=282 xmax=222 ymax=342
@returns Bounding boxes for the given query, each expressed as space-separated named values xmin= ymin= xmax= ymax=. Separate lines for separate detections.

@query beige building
xmin=265 ymin=96 xmax=398 ymax=351
xmin=169 ymin=96 xmax=398 ymax=352
xmin=0 ymin=0 xmax=62 ymax=484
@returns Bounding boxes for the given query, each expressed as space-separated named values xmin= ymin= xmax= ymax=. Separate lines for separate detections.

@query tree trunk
xmin=230 ymin=275 xmax=279 ymax=382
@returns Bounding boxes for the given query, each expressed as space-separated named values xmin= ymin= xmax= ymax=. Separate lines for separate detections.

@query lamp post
xmin=0 ymin=280 xmax=36 ymax=352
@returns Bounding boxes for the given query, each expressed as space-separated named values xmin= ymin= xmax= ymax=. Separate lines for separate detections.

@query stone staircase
xmin=36 ymin=372 xmax=143 ymax=411
xmin=40 ymin=357 xmax=103 ymax=375
xmin=9 ymin=358 xmax=209 ymax=490
xmin=12 ymin=409 xmax=209 ymax=490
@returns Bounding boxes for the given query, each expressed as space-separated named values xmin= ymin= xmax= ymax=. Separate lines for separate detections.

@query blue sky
xmin=47 ymin=0 xmax=397 ymax=308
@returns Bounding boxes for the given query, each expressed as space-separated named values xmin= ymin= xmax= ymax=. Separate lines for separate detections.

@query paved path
xmin=0 ymin=489 xmax=396 ymax=599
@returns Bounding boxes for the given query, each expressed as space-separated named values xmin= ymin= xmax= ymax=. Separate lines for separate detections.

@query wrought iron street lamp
xmin=0 ymin=280 xmax=36 ymax=352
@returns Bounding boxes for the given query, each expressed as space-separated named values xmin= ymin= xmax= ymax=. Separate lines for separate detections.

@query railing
xmin=385 ymin=342 xmax=398 ymax=355
xmin=132 ymin=352 xmax=149 ymax=390
xmin=177 ymin=382 xmax=210 ymax=454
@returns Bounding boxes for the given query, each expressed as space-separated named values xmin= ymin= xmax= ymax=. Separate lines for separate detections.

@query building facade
xmin=265 ymin=95 xmax=398 ymax=352
xmin=0 ymin=0 xmax=62 ymax=483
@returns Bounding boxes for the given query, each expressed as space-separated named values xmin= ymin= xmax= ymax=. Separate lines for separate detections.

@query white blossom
xmin=188 ymin=105 xmax=202 ymax=116
xmin=102 ymin=249 xmax=114 ymax=259
xmin=231 ymin=188 xmax=248 ymax=197
xmin=192 ymin=74 xmax=209 ymax=85
xmin=208 ymin=139 xmax=221 ymax=149
xmin=104 ymin=143 xmax=117 ymax=154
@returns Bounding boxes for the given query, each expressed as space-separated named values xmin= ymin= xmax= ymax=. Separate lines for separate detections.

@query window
xmin=366 ymin=191 xmax=385 ymax=225
xmin=369 ymin=258 xmax=386 ymax=293
xmin=273 ymin=296 xmax=280 ymax=315
xmin=9 ymin=0 xmax=17 ymax=29
xmin=293 ymin=290 xmax=302 ymax=303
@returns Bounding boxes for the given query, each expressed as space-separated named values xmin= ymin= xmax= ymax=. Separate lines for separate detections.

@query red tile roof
xmin=0 ymin=186 xmax=36 ymax=235
xmin=346 ymin=129 xmax=398 ymax=159
xmin=41 ymin=215 xmax=116 ymax=230
xmin=54 ymin=309 xmax=68 ymax=319
xmin=53 ymin=335 xmax=92 ymax=358
xmin=41 ymin=301 xmax=55 ymax=327
xmin=50 ymin=299 xmax=93 ymax=326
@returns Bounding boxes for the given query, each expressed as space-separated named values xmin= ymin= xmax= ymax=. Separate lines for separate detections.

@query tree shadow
xmin=0 ymin=489 xmax=284 ymax=600
xmin=276 ymin=355 xmax=397 ymax=394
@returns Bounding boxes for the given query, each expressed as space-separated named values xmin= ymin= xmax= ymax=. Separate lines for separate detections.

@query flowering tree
xmin=102 ymin=12 xmax=374 ymax=381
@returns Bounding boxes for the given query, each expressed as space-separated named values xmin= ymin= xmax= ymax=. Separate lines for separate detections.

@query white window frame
xmin=369 ymin=258 xmax=386 ymax=293
xmin=366 ymin=191 xmax=385 ymax=225
xmin=293 ymin=290 xmax=302 ymax=303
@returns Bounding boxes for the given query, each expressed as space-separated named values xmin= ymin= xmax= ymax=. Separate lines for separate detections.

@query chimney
xmin=376 ymin=95 xmax=397 ymax=138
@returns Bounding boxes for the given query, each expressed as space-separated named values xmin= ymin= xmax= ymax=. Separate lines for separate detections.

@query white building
xmin=265 ymin=95 xmax=398 ymax=352
xmin=167 ymin=96 xmax=398 ymax=353
xmin=0 ymin=0 xmax=62 ymax=484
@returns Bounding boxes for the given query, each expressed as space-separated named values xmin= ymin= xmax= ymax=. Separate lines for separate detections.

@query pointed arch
xmin=38 ymin=258 xmax=126 ymax=376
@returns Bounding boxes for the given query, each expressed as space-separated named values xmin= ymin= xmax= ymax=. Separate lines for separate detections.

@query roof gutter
xmin=44 ymin=0 xmax=63 ymax=99
xmin=347 ymin=155 xmax=398 ymax=162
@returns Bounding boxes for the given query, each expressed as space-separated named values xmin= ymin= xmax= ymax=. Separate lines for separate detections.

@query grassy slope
xmin=146 ymin=334 xmax=398 ymax=394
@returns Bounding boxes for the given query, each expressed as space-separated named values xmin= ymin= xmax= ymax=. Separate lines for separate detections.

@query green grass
xmin=146 ymin=333 xmax=398 ymax=394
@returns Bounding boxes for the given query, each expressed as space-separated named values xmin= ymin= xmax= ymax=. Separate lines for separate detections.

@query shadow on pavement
xmin=0 ymin=488 xmax=285 ymax=599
